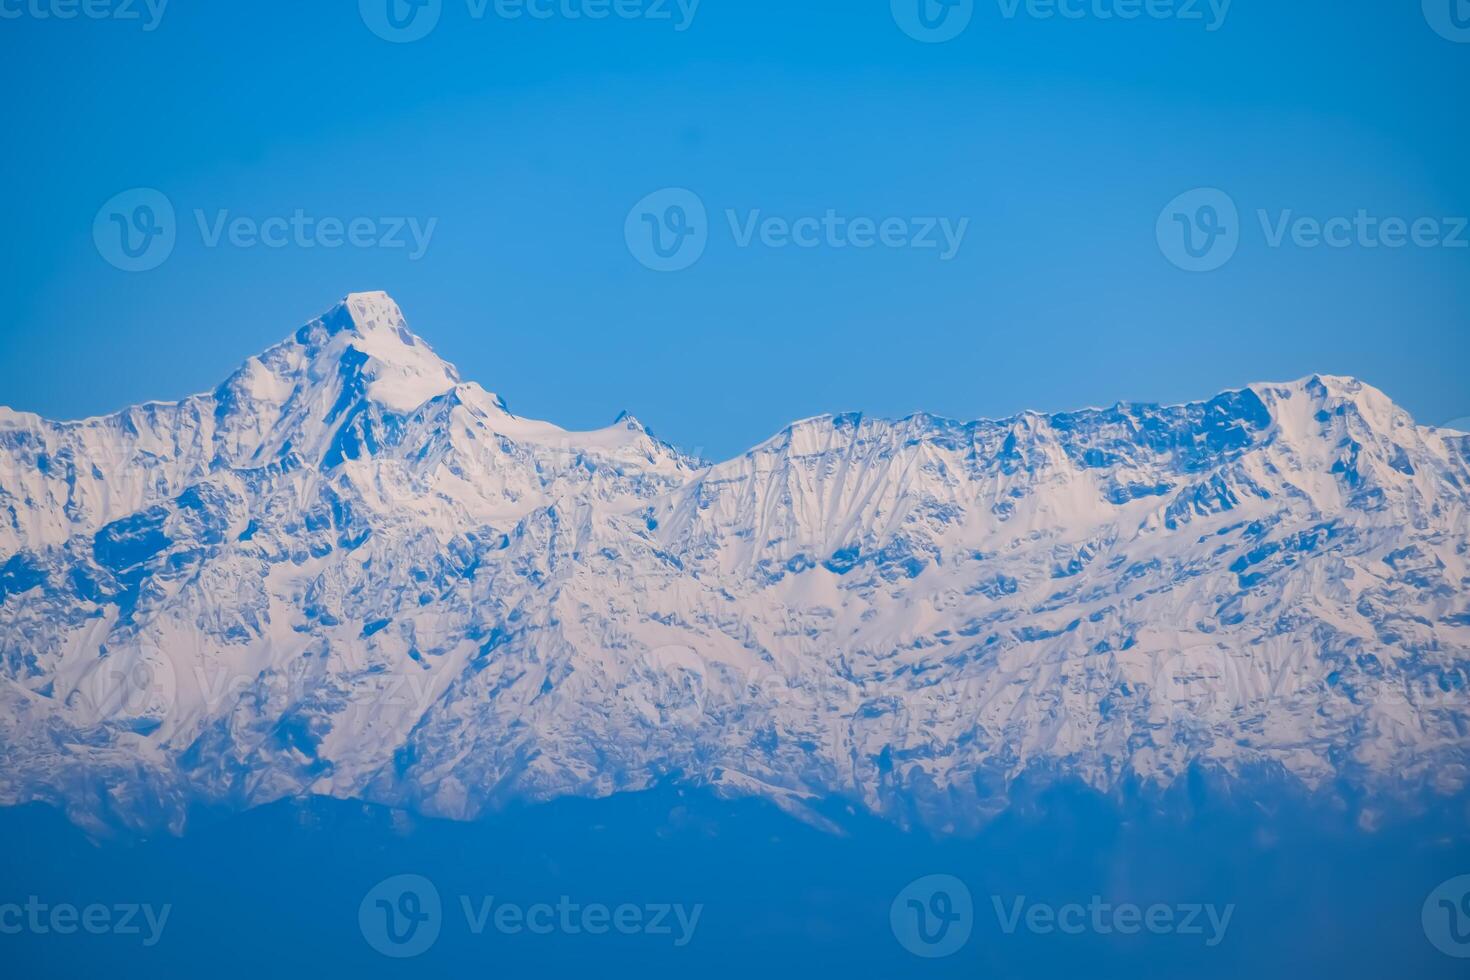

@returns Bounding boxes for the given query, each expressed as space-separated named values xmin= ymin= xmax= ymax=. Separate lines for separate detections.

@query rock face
xmin=1 ymin=292 xmax=1467 ymax=833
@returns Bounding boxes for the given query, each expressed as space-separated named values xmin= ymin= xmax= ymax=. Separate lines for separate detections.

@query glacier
xmin=1 ymin=291 xmax=1467 ymax=834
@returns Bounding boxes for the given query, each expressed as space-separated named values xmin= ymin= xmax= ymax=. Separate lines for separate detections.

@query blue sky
xmin=1 ymin=0 xmax=1466 ymax=460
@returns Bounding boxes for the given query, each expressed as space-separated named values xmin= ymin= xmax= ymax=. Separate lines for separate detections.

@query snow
xmin=334 ymin=293 xmax=459 ymax=412
xmin=0 ymin=293 xmax=1466 ymax=835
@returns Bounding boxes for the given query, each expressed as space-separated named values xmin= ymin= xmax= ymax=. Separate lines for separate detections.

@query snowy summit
xmin=1 ymin=293 xmax=1467 ymax=833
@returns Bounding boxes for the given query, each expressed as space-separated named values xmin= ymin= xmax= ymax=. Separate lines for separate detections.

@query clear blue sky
xmin=1 ymin=0 xmax=1466 ymax=460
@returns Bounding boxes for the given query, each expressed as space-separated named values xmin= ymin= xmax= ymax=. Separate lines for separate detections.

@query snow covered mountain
xmin=2 ymin=292 xmax=1467 ymax=834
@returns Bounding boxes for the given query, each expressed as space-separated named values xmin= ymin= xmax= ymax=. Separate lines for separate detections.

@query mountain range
xmin=2 ymin=292 xmax=1467 ymax=834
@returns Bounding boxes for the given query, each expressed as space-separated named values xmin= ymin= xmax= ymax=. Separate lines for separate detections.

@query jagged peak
xmin=612 ymin=410 xmax=645 ymax=430
xmin=341 ymin=289 xmax=405 ymax=324
xmin=1243 ymin=374 xmax=1411 ymax=442
xmin=0 ymin=292 xmax=1427 ymax=471
xmin=1246 ymin=373 xmax=1385 ymax=405
xmin=280 ymin=293 xmax=458 ymax=414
